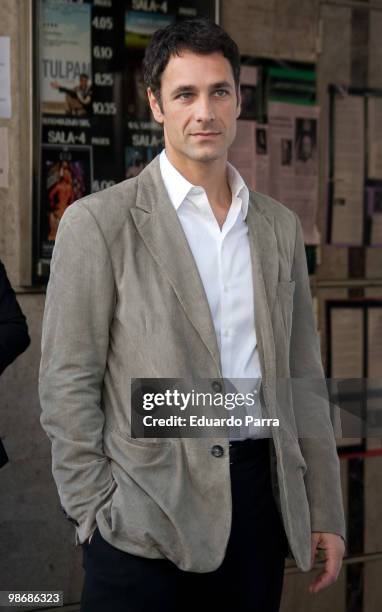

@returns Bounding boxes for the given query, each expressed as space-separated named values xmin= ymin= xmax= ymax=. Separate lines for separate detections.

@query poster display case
xmin=33 ymin=0 xmax=218 ymax=281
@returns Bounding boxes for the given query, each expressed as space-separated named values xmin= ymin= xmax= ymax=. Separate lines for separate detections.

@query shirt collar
xmin=159 ymin=149 xmax=249 ymax=219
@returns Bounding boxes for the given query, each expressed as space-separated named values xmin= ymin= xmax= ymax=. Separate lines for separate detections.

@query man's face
xmin=80 ymin=76 xmax=88 ymax=89
xmin=147 ymin=50 xmax=241 ymax=165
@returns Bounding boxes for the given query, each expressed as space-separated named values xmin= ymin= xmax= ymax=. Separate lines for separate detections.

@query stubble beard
xmin=183 ymin=140 xmax=226 ymax=163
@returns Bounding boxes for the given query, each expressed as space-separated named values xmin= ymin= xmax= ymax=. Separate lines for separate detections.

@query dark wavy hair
xmin=142 ymin=18 xmax=241 ymax=110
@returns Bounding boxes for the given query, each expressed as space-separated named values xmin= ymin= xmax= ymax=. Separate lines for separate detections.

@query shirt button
xmin=223 ymin=330 xmax=230 ymax=337
xmin=223 ymin=285 xmax=229 ymax=293
xmin=212 ymin=381 xmax=222 ymax=392
xmin=211 ymin=445 xmax=224 ymax=457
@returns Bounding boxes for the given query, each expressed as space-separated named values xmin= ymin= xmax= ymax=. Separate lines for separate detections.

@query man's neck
xmin=164 ymin=148 xmax=232 ymax=211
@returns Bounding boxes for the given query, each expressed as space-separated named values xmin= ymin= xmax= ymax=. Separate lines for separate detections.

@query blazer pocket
xmin=105 ymin=425 xmax=172 ymax=448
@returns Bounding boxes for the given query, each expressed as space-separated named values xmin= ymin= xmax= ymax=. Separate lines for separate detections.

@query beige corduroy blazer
xmin=39 ymin=155 xmax=346 ymax=573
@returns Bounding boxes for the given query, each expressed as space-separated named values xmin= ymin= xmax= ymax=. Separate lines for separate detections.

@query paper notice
xmin=331 ymin=94 xmax=364 ymax=245
xmin=0 ymin=127 xmax=9 ymax=188
xmin=268 ymin=101 xmax=320 ymax=244
xmin=0 ymin=37 xmax=11 ymax=118
xmin=330 ymin=307 xmax=364 ymax=378
xmin=254 ymin=124 xmax=270 ymax=195
xmin=228 ymin=120 xmax=256 ymax=189
xmin=228 ymin=121 xmax=270 ymax=195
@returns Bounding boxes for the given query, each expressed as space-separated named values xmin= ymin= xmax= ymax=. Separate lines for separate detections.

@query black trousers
xmin=80 ymin=438 xmax=288 ymax=612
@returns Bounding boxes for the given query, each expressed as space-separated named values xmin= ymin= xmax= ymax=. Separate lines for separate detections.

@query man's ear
xmin=235 ymin=87 xmax=242 ymax=119
xmin=147 ymin=87 xmax=164 ymax=124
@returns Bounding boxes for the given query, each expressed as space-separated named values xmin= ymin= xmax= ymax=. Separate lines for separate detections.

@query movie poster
xmin=40 ymin=1 xmax=92 ymax=116
xmin=125 ymin=126 xmax=164 ymax=179
xmin=40 ymin=145 xmax=92 ymax=257
xmin=123 ymin=8 xmax=173 ymax=178
xmin=125 ymin=9 xmax=175 ymax=48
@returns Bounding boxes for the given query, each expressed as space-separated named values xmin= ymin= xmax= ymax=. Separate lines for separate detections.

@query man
xmin=39 ymin=19 xmax=346 ymax=612
xmin=50 ymin=73 xmax=92 ymax=116
xmin=47 ymin=161 xmax=75 ymax=241
xmin=0 ymin=260 xmax=31 ymax=467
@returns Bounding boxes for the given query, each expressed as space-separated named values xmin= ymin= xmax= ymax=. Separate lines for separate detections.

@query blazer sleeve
xmin=0 ymin=260 xmax=31 ymax=375
xmin=289 ymin=212 xmax=346 ymax=544
xmin=39 ymin=202 xmax=117 ymax=544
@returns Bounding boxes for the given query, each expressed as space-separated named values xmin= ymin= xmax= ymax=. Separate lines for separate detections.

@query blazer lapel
xmin=246 ymin=193 xmax=279 ymax=316
xmin=246 ymin=193 xmax=279 ymax=391
xmin=130 ymin=156 xmax=222 ymax=374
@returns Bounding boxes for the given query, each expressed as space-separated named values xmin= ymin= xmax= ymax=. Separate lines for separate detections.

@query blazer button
xmin=211 ymin=444 xmax=224 ymax=457
xmin=212 ymin=381 xmax=222 ymax=392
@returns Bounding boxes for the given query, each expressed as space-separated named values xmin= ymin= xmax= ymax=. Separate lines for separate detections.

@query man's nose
xmin=194 ymin=95 xmax=216 ymax=122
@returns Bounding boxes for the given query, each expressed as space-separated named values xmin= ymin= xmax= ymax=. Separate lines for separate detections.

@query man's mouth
xmin=190 ymin=132 xmax=221 ymax=137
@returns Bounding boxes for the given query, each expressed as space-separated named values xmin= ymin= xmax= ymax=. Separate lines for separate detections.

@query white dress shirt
xmin=159 ymin=149 xmax=270 ymax=440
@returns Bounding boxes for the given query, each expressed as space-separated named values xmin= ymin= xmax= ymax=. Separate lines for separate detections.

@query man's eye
xmin=215 ymin=89 xmax=229 ymax=97
xmin=177 ymin=92 xmax=193 ymax=100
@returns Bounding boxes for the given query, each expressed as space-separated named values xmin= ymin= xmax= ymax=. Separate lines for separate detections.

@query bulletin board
xmin=327 ymin=84 xmax=382 ymax=249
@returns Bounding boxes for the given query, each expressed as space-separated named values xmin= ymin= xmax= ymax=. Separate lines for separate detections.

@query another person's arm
xmin=0 ymin=260 xmax=30 ymax=375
